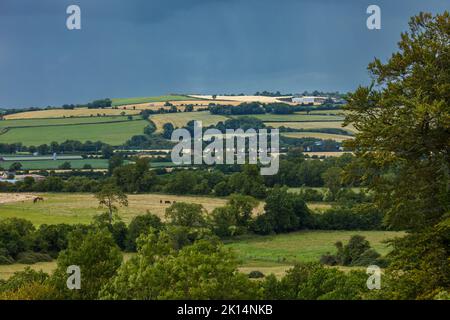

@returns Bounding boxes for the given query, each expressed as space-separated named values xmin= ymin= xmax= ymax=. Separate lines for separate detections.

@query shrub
xmin=125 ymin=212 xmax=163 ymax=251
xmin=0 ymin=255 xmax=14 ymax=265
xmin=16 ymin=252 xmax=53 ymax=264
xmin=248 ymin=270 xmax=265 ymax=279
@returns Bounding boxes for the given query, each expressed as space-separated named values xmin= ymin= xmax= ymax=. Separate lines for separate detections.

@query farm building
xmin=292 ymin=96 xmax=328 ymax=105
xmin=0 ymin=173 xmax=45 ymax=184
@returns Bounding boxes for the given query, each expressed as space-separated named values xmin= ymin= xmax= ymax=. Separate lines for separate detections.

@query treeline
xmin=0 ymin=140 xmax=109 ymax=155
xmin=1 ymin=152 xmax=361 ymax=197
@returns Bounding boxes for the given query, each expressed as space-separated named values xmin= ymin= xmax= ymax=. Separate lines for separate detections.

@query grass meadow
xmin=4 ymin=108 xmax=140 ymax=119
xmin=0 ymin=193 xmax=229 ymax=225
xmin=0 ymin=119 xmax=148 ymax=146
xmin=226 ymin=230 xmax=404 ymax=267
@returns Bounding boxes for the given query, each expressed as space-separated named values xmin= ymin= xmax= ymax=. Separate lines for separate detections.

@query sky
xmin=0 ymin=0 xmax=448 ymax=108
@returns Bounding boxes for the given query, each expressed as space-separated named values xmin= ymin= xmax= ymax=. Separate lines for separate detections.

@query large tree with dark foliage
xmin=344 ymin=12 xmax=450 ymax=299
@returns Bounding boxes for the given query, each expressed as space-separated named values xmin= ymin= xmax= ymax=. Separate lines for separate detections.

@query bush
xmin=319 ymin=253 xmax=338 ymax=266
xmin=0 ymin=255 xmax=14 ymax=265
xmin=313 ymin=204 xmax=384 ymax=230
xmin=16 ymin=252 xmax=53 ymax=264
xmin=125 ymin=212 xmax=163 ymax=251
xmin=248 ymin=270 xmax=265 ymax=279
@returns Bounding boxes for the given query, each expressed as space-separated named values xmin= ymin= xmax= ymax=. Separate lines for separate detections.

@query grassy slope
xmin=4 ymin=108 xmax=140 ymax=119
xmin=226 ymin=230 xmax=404 ymax=266
xmin=1 ymin=159 xmax=110 ymax=170
xmin=0 ymin=116 xmax=137 ymax=129
xmin=0 ymin=193 xmax=228 ymax=225
xmin=0 ymin=120 xmax=148 ymax=146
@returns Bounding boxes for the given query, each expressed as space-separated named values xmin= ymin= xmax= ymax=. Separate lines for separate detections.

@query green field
xmin=0 ymin=120 xmax=148 ymax=146
xmin=226 ymin=230 xmax=404 ymax=267
xmin=0 ymin=159 xmax=110 ymax=170
xmin=0 ymin=116 xmax=136 ymax=129
xmin=111 ymin=95 xmax=202 ymax=106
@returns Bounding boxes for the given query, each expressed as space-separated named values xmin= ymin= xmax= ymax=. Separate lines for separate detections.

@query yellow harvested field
xmin=281 ymin=132 xmax=354 ymax=142
xmin=4 ymin=108 xmax=140 ymax=119
xmin=265 ymin=121 xmax=357 ymax=133
xmin=188 ymin=95 xmax=294 ymax=104
xmin=0 ymin=261 xmax=57 ymax=280
xmin=0 ymin=193 xmax=40 ymax=204
xmin=150 ymin=111 xmax=228 ymax=132
xmin=117 ymin=100 xmax=242 ymax=111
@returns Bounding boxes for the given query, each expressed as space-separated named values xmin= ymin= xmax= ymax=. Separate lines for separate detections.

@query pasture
xmin=0 ymin=159 xmax=110 ymax=170
xmin=4 ymin=108 xmax=140 ymax=119
xmin=150 ymin=111 xmax=228 ymax=132
xmin=0 ymin=193 xmax=229 ymax=225
xmin=0 ymin=120 xmax=148 ymax=146
xmin=226 ymin=230 xmax=404 ymax=267
xmin=0 ymin=116 xmax=137 ymax=129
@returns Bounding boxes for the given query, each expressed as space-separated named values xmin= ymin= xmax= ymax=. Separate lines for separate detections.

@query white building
xmin=292 ymin=96 xmax=328 ymax=105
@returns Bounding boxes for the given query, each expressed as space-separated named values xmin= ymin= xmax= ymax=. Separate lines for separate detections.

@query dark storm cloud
xmin=0 ymin=0 xmax=448 ymax=108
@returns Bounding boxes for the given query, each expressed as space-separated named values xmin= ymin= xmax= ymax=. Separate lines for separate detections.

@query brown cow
xmin=33 ymin=197 xmax=44 ymax=203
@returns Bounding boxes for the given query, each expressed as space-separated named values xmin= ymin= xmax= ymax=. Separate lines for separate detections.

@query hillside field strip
xmin=0 ymin=116 xmax=139 ymax=129
xmin=116 ymin=100 xmax=242 ymax=112
xmin=4 ymin=108 xmax=140 ymax=119
xmin=0 ymin=159 xmax=111 ymax=170
xmin=188 ymin=95 xmax=294 ymax=104
xmin=248 ymin=114 xmax=345 ymax=122
xmin=111 ymin=95 xmax=205 ymax=106
xmin=281 ymin=132 xmax=353 ymax=142
xmin=0 ymin=119 xmax=148 ymax=146
xmin=265 ymin=121 xmax=357 ymax=134
xmin=150 ymin=111 xmax=229 ymax=132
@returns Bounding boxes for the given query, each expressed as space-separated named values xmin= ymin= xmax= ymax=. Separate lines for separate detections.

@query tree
xmin=165 ymin=202 xmax=207 ymax=228
xmin=254 ymin=187 xmax=310 ymax=234
xmin=162 ymin=123 xmax=175 ymax=139
xmin=51 ymin=229 xmax=122 ymax=299
xmin=58 ymin=161 xmax=71 ymax=170
xmin=322 ymin=167 xmax=343 ymax=201
xmin=108 ymin=154 xmax=123 ymax=174
xmin=101 ymin=145 xmax=114 ymax=159
xmin=8 ymin=162 xmax=22 ymax=172
xmin=343 ymin=12 xmax=449 ymax=230
xmin=95 ymin=184 xmax=128 ymax=224
xmin=100 ymin=236 xmax=260 ymax=300
xmin=343 ymin=12 xmax=450 ymax=298
xmin=125 ymin=212 xmax=163 ymax=251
